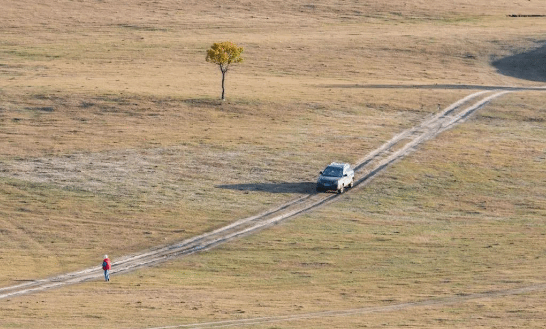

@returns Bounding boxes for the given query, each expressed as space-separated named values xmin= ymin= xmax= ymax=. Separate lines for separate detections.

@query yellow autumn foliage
xmin=206 ymin=41 xmax=244 ymax=73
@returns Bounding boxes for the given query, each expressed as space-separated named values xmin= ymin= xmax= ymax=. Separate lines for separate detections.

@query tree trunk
xmin=221 ymin=70 xmax=226 ymax=101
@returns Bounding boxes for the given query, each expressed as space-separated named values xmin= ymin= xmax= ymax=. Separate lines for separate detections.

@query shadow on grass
xmin=182 ymin=98 xmax=223 ymax=107
xmin=492 ymin=43 xmax=546 ymax=83
xmin=216 ymin=182 xmax=317 ymax=194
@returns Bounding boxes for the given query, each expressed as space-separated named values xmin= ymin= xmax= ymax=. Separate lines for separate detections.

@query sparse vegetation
xmin=0 ymin=0 xmax=545 ymax=328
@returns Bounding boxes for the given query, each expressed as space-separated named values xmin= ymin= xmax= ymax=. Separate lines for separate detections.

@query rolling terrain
xmin=1 ymin=0 xmax=545 ymax=328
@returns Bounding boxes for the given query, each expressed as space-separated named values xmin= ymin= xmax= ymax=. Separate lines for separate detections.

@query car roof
xmin=327 ymin=162 xmax=349 ymax=168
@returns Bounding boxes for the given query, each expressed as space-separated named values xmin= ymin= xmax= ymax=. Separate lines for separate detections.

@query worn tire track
xmin=0 ymin=87 xmax=540 ymax=300
xmin=146 ymin=283 xmax=546 ymax=328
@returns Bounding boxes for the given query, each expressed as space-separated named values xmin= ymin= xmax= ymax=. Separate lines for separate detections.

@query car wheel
xmin=349 ymin=179 xmax=354 ymax=188
xmin=338 ymin=185 xmax=344 ymax=194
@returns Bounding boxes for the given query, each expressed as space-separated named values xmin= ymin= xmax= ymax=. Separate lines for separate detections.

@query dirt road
xmin=0 ymin=87 xmax=543 ymax=303
xmin=145 ymin=283 xmax=546 ymax=328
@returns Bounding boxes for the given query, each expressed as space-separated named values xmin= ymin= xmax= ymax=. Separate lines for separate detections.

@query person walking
xmin=102 ymin=255 xmax=111 ymax=282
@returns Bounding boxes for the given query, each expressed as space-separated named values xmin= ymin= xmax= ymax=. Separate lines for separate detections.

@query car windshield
xmin=322 ymin=166 xmax=343 ymax=177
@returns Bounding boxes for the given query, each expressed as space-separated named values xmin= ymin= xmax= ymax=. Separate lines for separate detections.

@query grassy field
xmin=1 ymin=0 xmax=545 ymax=328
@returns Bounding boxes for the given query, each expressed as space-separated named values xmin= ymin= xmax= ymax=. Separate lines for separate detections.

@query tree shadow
xmin=181 ymin=98 xmax=223 ymax=107
xmin=492 ymin=43 xmax=546 ymax=83
xmin=216 ymin=182 xmax=317 ymax=194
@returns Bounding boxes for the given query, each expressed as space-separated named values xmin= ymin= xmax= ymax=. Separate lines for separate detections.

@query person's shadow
xmin=216 ymin=182 xmax=317 ymax=194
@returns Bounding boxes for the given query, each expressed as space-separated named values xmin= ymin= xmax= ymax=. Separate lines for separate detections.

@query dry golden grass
xmin=1 ymin=0 xmax=545 ymax=328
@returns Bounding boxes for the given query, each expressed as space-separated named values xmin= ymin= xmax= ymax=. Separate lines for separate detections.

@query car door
xmin=342 ymin=166 xmax=349 ymax=186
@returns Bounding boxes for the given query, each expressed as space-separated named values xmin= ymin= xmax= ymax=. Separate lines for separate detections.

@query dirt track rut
xmin=146 ymin=283 xmax=546 ymax=328
xmin=0 ymin=87 xmax=540 ymax=301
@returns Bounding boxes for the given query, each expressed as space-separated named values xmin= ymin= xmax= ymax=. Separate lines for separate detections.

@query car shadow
xmin=216 ymin=182 xmax=318 ymax=194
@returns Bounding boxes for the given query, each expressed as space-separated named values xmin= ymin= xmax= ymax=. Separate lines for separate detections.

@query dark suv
xmin=316 ymin=162 xmax=355 ymax=193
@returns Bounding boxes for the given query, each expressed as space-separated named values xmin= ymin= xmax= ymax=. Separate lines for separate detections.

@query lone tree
xmin=206 ymin=41 xmax=244 ymax=101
